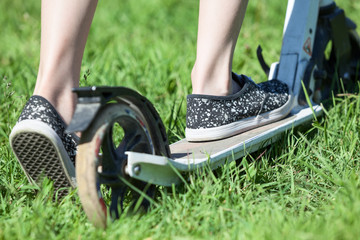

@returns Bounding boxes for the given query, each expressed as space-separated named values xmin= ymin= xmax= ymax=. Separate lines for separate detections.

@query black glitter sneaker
xmin=186 ymin=73 xmax=293 ymax=141
xmin=9 ymin=95 xmax=77 ymax=197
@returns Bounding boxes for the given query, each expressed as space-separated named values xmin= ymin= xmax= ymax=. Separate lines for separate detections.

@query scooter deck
xmin=126 ymin=105 xmax=322 ymax=186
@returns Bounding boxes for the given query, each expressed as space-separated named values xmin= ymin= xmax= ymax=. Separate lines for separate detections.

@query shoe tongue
xmin=232 ymin=74 xmax=245 ymax=94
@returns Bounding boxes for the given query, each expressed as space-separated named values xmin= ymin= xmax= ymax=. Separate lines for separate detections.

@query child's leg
xmin=187 ymin=0 xmax=292 ymax=141
xmin=34 ymin=0 xmax=98 ymax=124
xmin=191 ymin=0 xmax=249 ymax=96
xmin=10 ymin=0 xmax=98 ymax=196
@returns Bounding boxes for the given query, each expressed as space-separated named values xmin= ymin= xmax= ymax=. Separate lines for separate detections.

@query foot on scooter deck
xmin=126 ymin=105 xmax=322 ymax=186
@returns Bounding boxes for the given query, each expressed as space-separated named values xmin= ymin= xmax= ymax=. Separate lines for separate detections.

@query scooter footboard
xmin=126 ymin=105 xmax=323 ymax=186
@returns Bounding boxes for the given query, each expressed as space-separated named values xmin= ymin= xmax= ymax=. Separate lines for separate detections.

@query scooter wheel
xmin=76 ymin=100 xmax=169 ymax=228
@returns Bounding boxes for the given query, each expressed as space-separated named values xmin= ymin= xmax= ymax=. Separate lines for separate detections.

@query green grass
xmin=1 ymin=0 xmax=360 ymax=239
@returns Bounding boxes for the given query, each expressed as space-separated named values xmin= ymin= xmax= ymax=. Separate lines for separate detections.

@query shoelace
xmin=256 ymin=93 xmax=270 ymax=116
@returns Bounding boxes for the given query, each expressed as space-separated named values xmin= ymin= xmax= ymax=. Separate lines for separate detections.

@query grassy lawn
xmin=1 ymin=0 xmax=360 ymax=239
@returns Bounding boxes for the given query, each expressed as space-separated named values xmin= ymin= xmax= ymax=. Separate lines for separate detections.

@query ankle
xmin=33 ymin=87 xmax=76 ymax=125
xmin=191 ymin=67 xmax=231 ymax=96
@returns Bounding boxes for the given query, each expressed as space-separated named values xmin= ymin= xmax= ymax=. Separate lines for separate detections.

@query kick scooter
xmin=67 ymin=0 xmax=360 ymax=228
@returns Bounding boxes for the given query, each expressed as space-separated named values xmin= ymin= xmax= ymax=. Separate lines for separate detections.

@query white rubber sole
xmin=9 ymin=120 xmax=76 ymax=195
xmin=186 ymin=95 xmax=294 ymax=142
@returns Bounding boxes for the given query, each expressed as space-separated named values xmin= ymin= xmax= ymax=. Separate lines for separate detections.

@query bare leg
xmin=191 ymin=0 xmax=249 ymax=96
xmin=34 ymin=0 xmax=98 ymax=124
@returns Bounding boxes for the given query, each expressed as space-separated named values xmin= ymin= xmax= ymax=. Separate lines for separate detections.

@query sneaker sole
xmin=185 ymin=95 xmax=294 ymax=142
xmin=10 ymin=120 xmax=76 ymax=196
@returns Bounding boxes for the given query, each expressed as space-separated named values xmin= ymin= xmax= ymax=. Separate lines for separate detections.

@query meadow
xmin=1 ymin=0 xmax=360 ymax=239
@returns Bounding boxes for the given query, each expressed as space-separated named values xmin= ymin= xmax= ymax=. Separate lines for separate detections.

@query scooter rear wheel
xmin=76 ymin=99 xmax=169 ymax=228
